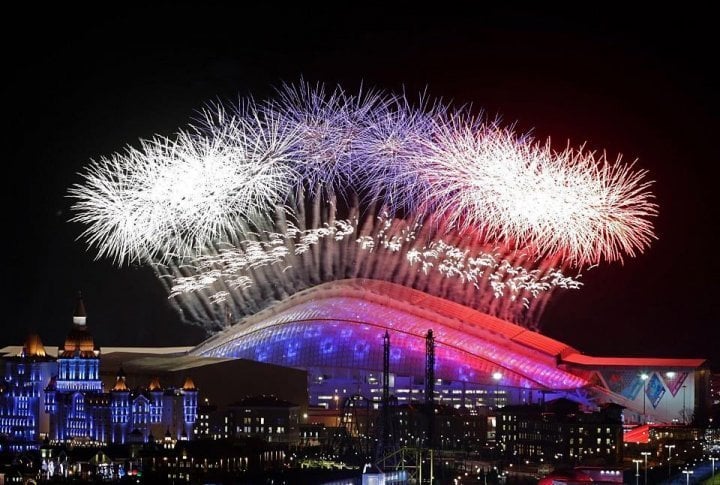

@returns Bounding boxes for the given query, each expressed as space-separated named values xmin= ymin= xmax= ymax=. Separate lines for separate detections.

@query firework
xmin=264 ymin=81 xmax=387 ymax=194
xmin=69 ymin=101 xmax=300 ymax=264
xmin=351 ymin=93 xmax=445 ymax=212
xmin=418 ymin=117 xmax=656 ymax=264
xmin=70 ymin=82 xmax=656 ymax=330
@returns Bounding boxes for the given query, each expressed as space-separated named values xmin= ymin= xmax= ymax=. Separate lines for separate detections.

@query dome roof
xmin=112 ymin=376 xmax=129 ymax=392
xmin=112 ymin=367 xmax=129 ymax=391
xmin=63 ymin=326 xmax=96 ymax=355
xmin=182 ymin=377 xmax=196 ymax=391
xmin=148 ymin=377 xmax=162 ymax=391
xmin=22 ymin=333 xmax=47 ymax=357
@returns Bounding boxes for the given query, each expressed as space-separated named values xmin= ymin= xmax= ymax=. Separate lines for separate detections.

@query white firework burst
xmin=69 ymin=102 xmax=300 ymax=264
xmin=417 ymin=115 xmax=657 ymax=265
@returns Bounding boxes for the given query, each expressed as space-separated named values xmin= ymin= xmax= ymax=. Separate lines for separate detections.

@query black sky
xmin=4 ymin=5 xmax=718 ymax=369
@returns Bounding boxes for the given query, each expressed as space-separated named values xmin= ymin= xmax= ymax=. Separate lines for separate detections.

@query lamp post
xmin=665 ymin=444 xmax=675 ymax=480
xmin=492 ymin=372 xmax=502 ymax=409
xmin=682 ymin=469 xmax=693 ymax=485
xmin=641 ymin=451 xmax=651 ymax=484
xmin=633 ymin=459 xmax=642 ymax=485
xmin=333 ymin=394 xmax=340 ymax=426
xmin=640 ymin=373 xmax=649 ymax=423
xmin=710 ymin=457 xmax=717 ymax=478
xmin=681 ymin=385 xmax=687 ymax=424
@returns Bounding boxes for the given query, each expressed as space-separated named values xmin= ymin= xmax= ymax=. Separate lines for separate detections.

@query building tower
xmin=148 ymin=377 xmax=164 ymax=435
xmin=180 ymin=377 xmax=198 ymax=440
xmin=110 ymin=367 xmax=130 ymax=443
xmin=382 ymin=331 xmax=391 ymax=444
xmin=46 ymin=294 xmax=108 ymax=443
xmin=0 ymin=333 xmax=56 ymax=450
xmin=56 ymin=295 xmax=102 ymax=392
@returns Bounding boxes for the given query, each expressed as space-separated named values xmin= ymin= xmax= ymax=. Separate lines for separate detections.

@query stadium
xmin=191 ymin=278 xmax=707 ymax=423
xmin=69 ymin=82 xmax=708 ymax=425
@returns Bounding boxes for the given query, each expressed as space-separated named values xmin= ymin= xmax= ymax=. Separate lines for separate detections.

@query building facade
xmin=0 ymin=334 xmax=56 ymax=451
xmin=225 ymin=395 xmax=300 ymax=445
xmin=497 ymin=398 xmax=624 ymax=466
xmin=110 ymin=371 xmax=198 ymax=444
xmin=44 ymin=297 xmax=107 ymax=444
xmin=192 ymin=280 xmax=709 ymax=425
xmin=4 ymin=296 xmax=198 ymax=449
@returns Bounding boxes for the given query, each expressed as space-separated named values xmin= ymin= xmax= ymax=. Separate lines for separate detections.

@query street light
xmin=682 ymin=469 xmax=693 ymax=484
xmin=333 ymin=395 xmax=340 ymax=426
xmin=633 ymin=459 xmax=642 ymax=485
xmin=710 ymin=457 xmax=717 ymax=477
xmin=640 ymin=373 xmax=649 ymax=423
xmin=641 ymin=451 xmax=651 ymax=484
xmin=665 ymin=444 xmax=676 ymax=480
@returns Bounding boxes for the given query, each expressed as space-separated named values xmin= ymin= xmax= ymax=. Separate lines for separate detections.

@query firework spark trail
xmin=70 ymin=81 xmax=656 ymax=331
xmin=165 ymin=219 xmax=357 ymax=298
xmin=162 ymin=212 xmax=582 ymax=332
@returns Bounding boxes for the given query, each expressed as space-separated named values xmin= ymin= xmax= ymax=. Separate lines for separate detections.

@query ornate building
xmin=44 ymin=296 xmax=108 ymax=444
xmin=110 ymin=370 xmax=197 ymax=444
xmin=0 ymin=294 xmax=201 ymax=448
xmin=0 ymin=333 xmax=56 ymax=451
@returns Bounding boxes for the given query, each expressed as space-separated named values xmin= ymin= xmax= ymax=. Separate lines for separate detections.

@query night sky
xmin=5 ymin=5 xmax=718 ymax=369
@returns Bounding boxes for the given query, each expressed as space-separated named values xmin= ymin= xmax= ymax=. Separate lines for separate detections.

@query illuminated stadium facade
xmin=192 ymin=279 xmax=708 ymax=424
xmin=68 ymin=83 xmax=706 ymax=426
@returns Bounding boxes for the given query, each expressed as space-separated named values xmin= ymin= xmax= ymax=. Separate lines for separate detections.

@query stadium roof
xmin=561 ymin=354 xmax=706 ymax=368
xmin=196 ymin=278 xmax=581 ymax=361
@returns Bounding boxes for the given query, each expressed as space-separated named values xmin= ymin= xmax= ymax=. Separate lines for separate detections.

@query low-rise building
xmin=497 ymin=398 xmax=623 ymax=465
xmin=225 ymin=395 xmax=300 ymax=445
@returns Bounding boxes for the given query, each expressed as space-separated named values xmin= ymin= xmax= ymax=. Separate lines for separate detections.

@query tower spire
xmin=73 ymin=291 xmax=87 ymax=326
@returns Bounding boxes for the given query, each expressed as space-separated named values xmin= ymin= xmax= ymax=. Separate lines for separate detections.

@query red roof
xmin=623 ymin=424 xmax=650 ymax=444
xmin=562 ymin=353 xmax=706 ymax=368
xmin=348 ymin=279 xmax=578 ymax=357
